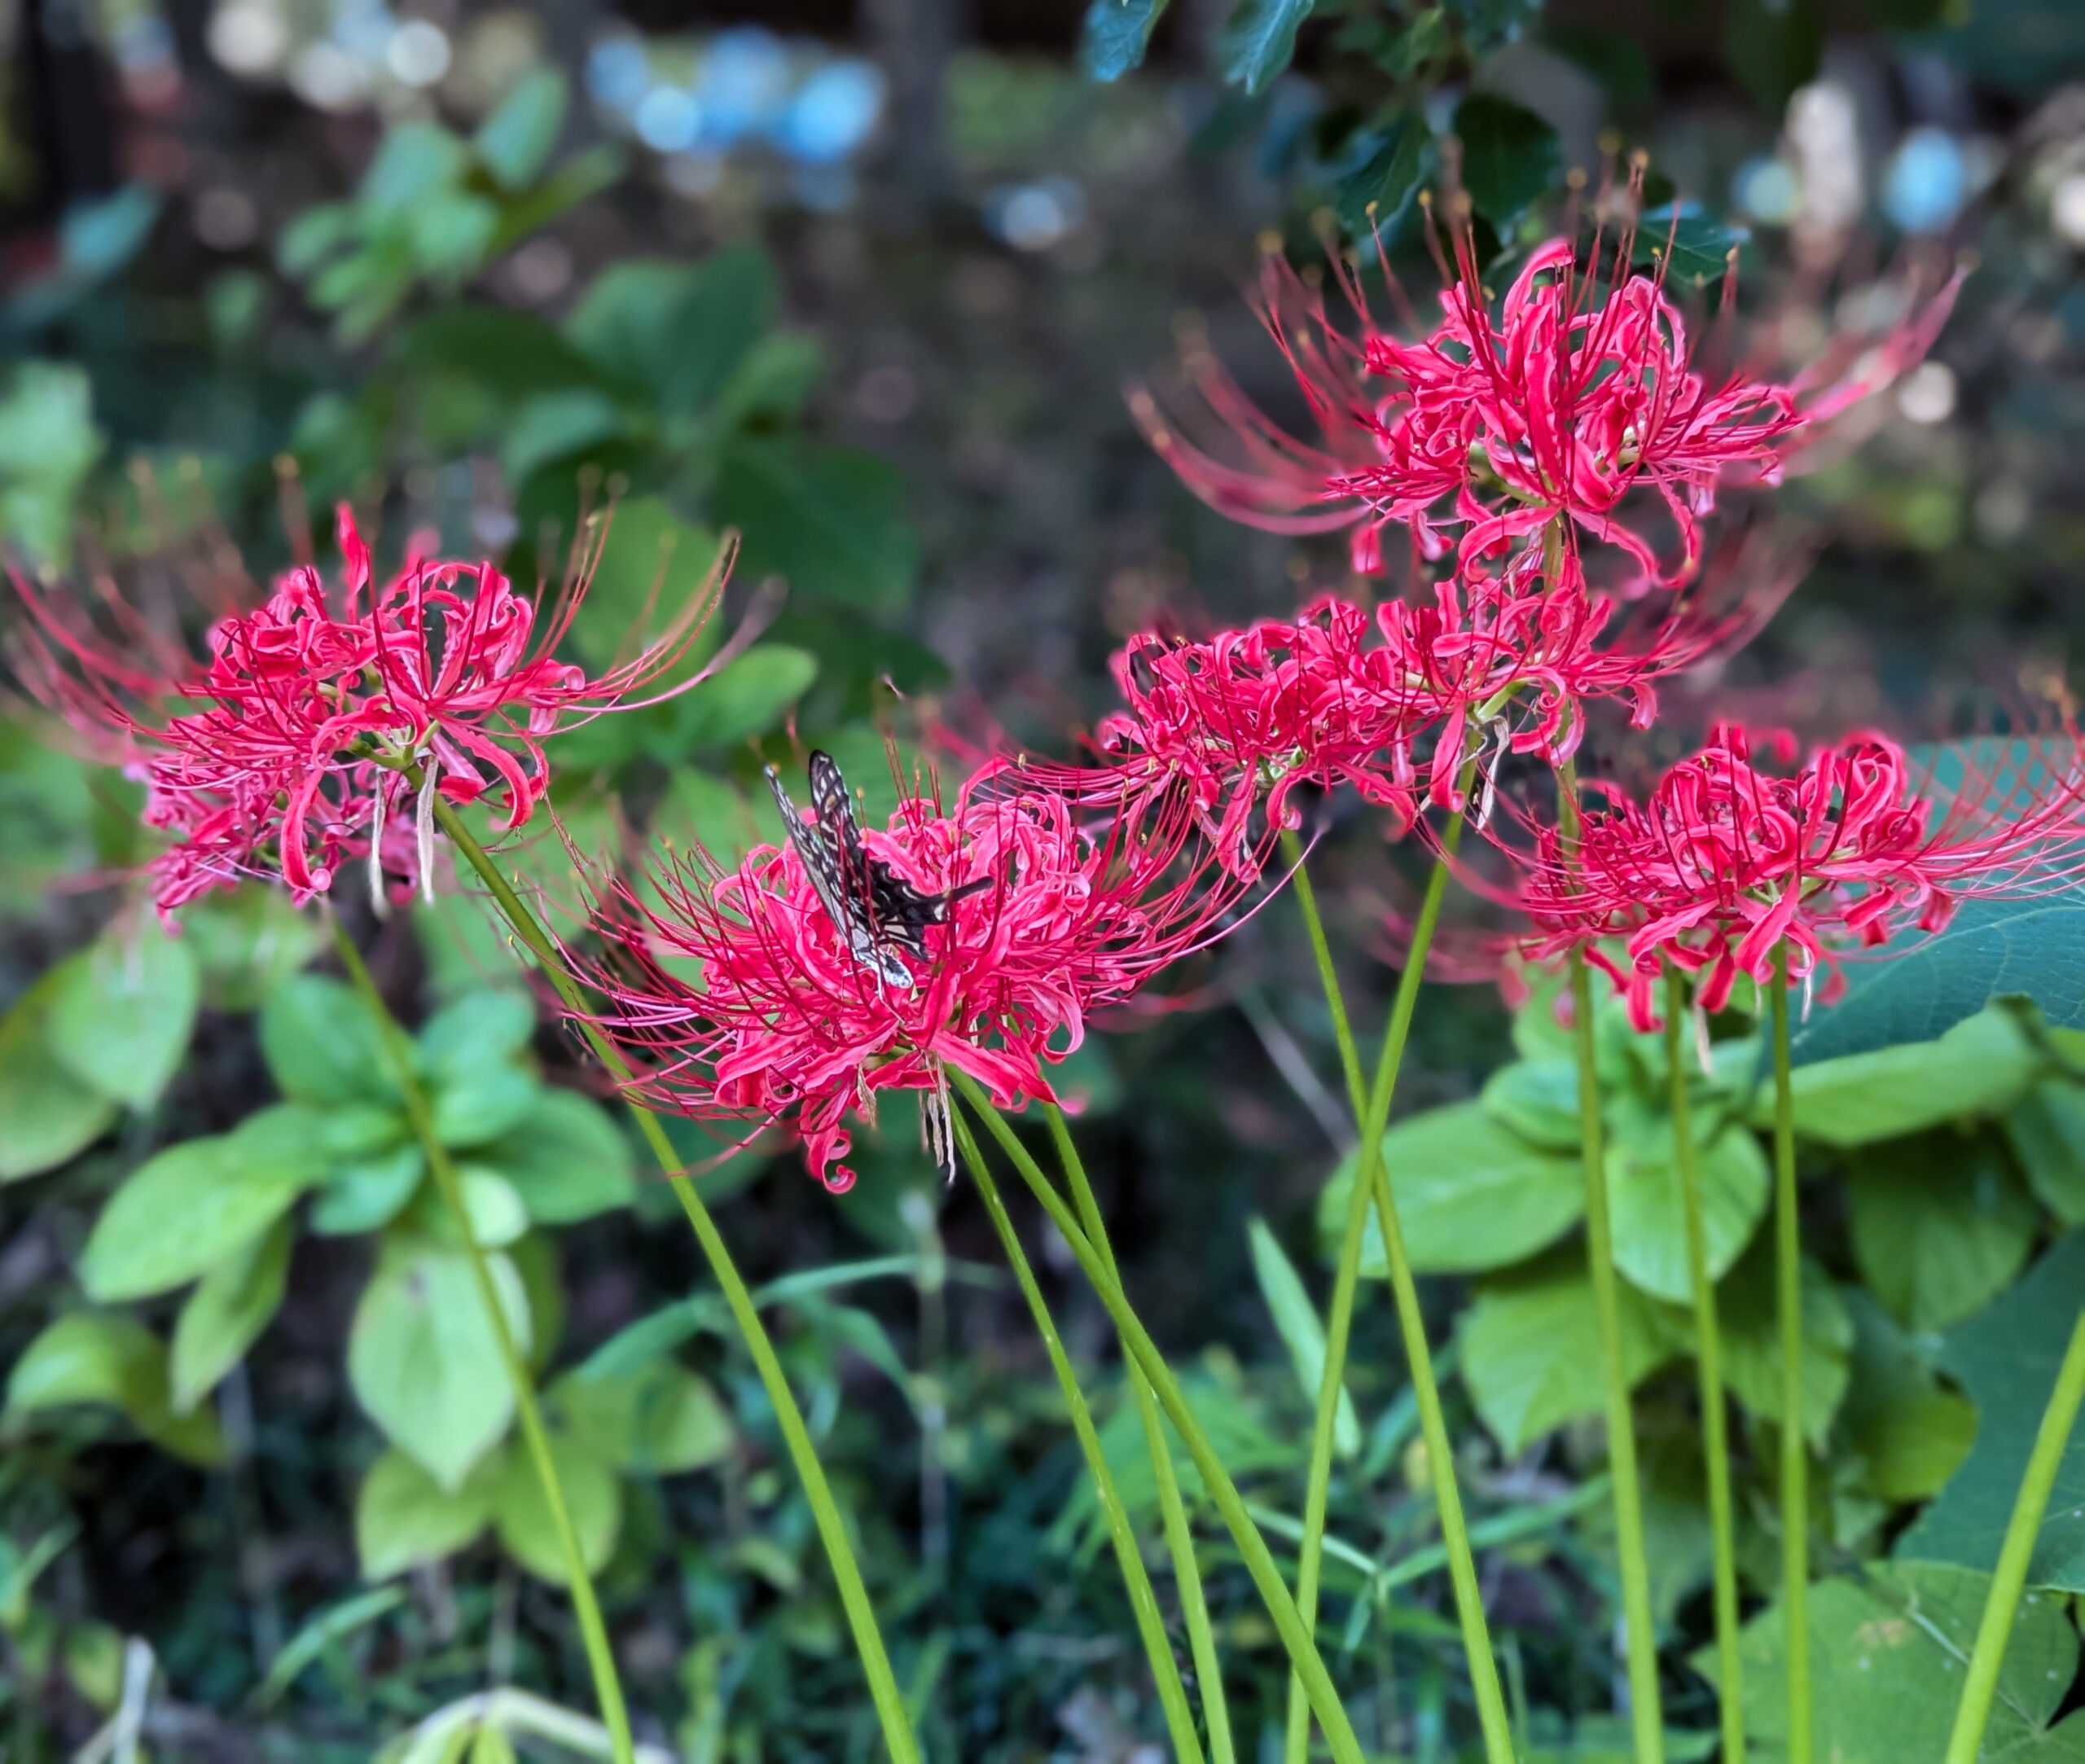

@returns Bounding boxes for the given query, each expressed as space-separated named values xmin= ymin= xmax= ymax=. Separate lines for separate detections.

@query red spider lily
xmin=1517 ymin=724 xmax=2085 ymax=1030
xmin=564 ymin=764 xmax=1260 ymax=1192
xmin=1132 ymin=204 xmax=1962 ymax=592
xmin=7 ymin=505 xmax=737 ymax=918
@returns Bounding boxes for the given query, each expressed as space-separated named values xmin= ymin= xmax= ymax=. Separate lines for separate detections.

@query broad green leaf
xmin=1763 ymin=1007 xmax=2039 ymax=1147
xmin=47 ymin=917 xmax=199 ymax=1111
xmin=473 ymin=68 xmax=567 ymax=192
xmin=480 ymin=1088 xmax=636 ymax=1225
xmin=418 ymin=990 xmax=535 ymax=1075
xmin=549 ymin=1362 xmax=735 ymax=1474
xmin=714 ymin=440 xmax=917 ymax=613
xmin=1631 ymin=205 xmax=1749 ymax=288
xmin=1605 ymin=1103 xmax=1771 ymax=1305
xmin=1785 ymin=896 xmax=2085 ymax=1068
xmin=260 ymin=974 xmax=395 ymax=1107
xmin=1839 ymin=1291 xmax=1976 ymax=1503
xmin=498 ymin=387 xmax=627 ymax=489
xmin=311 ymin=1143 xmax=425 ymax=1236
xmin=360 ymin=121 xmax=468 ymax=215
xmin=0 ymin=969 xmax=118 ymax=1180
xmin=169 ymin=1215 xmax=292 ymax=1414
xmin=565 ymin=260 xmax=698 ymax=387
xmin=455 ymin=1168 xmax=529 ymax=1248
xmin=669 ymin=645 xmax=819 ymax=749
xmin=354 ymin=1446 xmax=502 ymax=1579
xmin=430 ymin=1061 xmax=538 ymax=1149
xmin=1081 ymin=0 xmax=1169 ymax=78
xmin=1705 ymin=1563 xmax=2076 ymax=1759
xmin=1694 ymin=1239 xmax=1852 ymax=1448
xmin=1480 ymin=1059 xmax=1579 ymax=1151
xmin=1218 ymin=0 xmax=1312 ymax=95
xmin=179 ymin=885 xmax=323 ymax=1011
xmin=1337 ymin=116 xmax=1437 ymax=241
xmin=1848 ymin=1130 xmax=2037 ymax=1332
xmin=656 ymin=768 xmax=765 ymax=867
xmin=6 ymin=1312 xmax=225 ymax=1463
xmin=564 ymin=496 xmax=724 ymax=675
xmin=1247 ymin=1218 xmax=1359 ymax=1456
xmin=1460 ymin=1245 xmax=1675 ymax=1451
xmin=1319 ymin=1101 xmax=1583 ymax=1277
xmin=1453 ymin=94 xmax=1561 ymax=223
xmin=1898 ymin=1230 xmax=2085 ymax=1589
xmin=656 ymin=244 xmax=778 ymax=412
xmin=348 ymin=1235 xmax=529 ymax=1490
xmin=493 ymin=1433 xmax=621 ymax=1582
xmin=415 ymin=890 xmax=522 ymax=1003
xmin=81 ymin=1126 xmax=325 ymax=1301
xmin=406 ymin=191 xmax=499 ymax=281
xmin=2008 ymin=1079 xmax=2085 ymax=1224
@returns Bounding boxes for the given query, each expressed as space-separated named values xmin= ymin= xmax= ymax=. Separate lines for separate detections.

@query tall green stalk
xmin=1943 ymin=1309 xmax=2085 ymax=1764
xmin=953 ymin=1077 xmax=1369 ymax=1764
xmin=330 ymin=924 xmax=635 ymax=1764
xmin=1556 ymin=766 xmax=1663 ymax=1763
xmin=953 ymin=1117 xmax=1205 ymax=1764
xmin=1661 ymin=964 xmax=1741 ymax=1764
xmin=1046 ymin=1105 xmax=1235 ymax=1764
xmin=430 ymin=797 xmax=921 ymax=1764
xmin=1280 ymin=820 xmax=1515 ymax=1764
xmin=1769 ymin=941 xmax=1809 ymax=1764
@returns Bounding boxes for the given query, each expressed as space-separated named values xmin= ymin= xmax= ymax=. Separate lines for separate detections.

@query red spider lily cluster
xmin=568 ymin=766 xmax=1262 ymax=1191
xmin=1517 ymin=726 xmax=2085 ymax=1029
xmin=7 ymin=507 xmax=726 ymax=918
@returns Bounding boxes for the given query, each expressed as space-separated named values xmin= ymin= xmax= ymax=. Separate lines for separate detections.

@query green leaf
xmin=1318 ymin=1101 xmax=1583 ymax=1277
xmin=1898 ymin=1230 xmax=2085 ymax=1589
xmin=2007 ymin=1079 xmax=2085 ymax=1224
xmin=1480 ymin=1059 xmax=1580 ymax=1151
xmin=548 ymin=1362 xmax=735 ymax=1474
xmin=493 ymin=1433 xmax=621 ymax=1582
xmin=1460 ymin=1245 xmax=1675 ymax=1451
xmin=169 ymin=1215 xmax=292 ymax=1414
xmin=1336 ymin=116 xmax=1437 ymax=241
xmin=260 ymin=974 xmax=396 ymax=1107
xmin=1840 ymin=1292 xmax=1976 ymax=1503
xmin=1764 ymin=1007 xmax=2039 ymax=1146
xmin=311 ymin=1142 xmax=425 ymax=1236
xmin=81 ymin=1123 xmax=326 ymax=1301
xmin=6 ymin=1312 xmax=225 ymax=1463
xmin=418 ymin=990 xmax=535 ymax=1074
xmin=479 ymin=1088 xmax=636 ymax=1225
xmin=1604 ymin=1103 xmax=1770 ymax=1305
xmin=431 ymin=1061 xmax=538 ymax=1149
xmin=178 ymin=885 xmax=323 ymax=1012
xmin=498 ymin=387 xmax=628 ymax=489
xmin=354 ymin=1446 xmax=502 ymax=1579
xmin=470 ymin=1724 xmax=520 ymax=1764
xmin=1788 ymin=897 xmax=2085 ymax=1067
xmin=473 ymin=68 xmax=568 ymax=191
xmin=46 ymin=917 xmax=200 ymax=1111
xmin=407 ymin=191 xmax=500 ymax=282
xmin=656 ymin=244 xmax=779 ymax=412
xmin=1707 ymin=1562 xmax=2076 ymax=1759
xmin=1697 ymin=1239 xmax=1852 ymax=1448
xmin=1081 ymin=0 xmax=1170 ymax=78
xmin=1247 ymin=1218 xmax=1359 ymax=1456
xmin=1848 ymin=1130 xmax=2037 ymax=1332
xmin=359 ymin=121 xmax=469 ymax=216
xmin=1218 ymin=0 xmax=1314 ymax=94
xmin=256 ymin=1585 xmax=406 ymax=1709
xmin=348 ymin=1235 xmax=529 ymax=1490
xmin=1721 ymin=0 xmax=1820 ymax=116
xmin=656 ymin=768 xmax=766 ymax=867
xmin=0 ymin=969 xmax=118 ymax=1180
xmin=565 ymin=497 xmax=724 ymax=674
xmin=714 ymin=440 xmax=918 ymax=613
xmin=1453 ymin=93 xmax=1561 ymax=223
xmin=1629 ymin=205 xmax=1749 ymax=289
xmin=671 ymin=646 xmax=819 ymax=749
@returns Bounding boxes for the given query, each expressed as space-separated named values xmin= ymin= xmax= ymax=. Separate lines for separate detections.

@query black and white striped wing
xmin=770 ymin=757 xmax=914 ymax=989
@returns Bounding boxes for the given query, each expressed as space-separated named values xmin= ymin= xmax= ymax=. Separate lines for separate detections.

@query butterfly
xmin=764 ymin=751 xmax=991 ymax=991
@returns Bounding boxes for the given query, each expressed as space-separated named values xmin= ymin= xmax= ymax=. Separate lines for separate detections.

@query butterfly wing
xmin=782 ymin=753 xmax=915 ymax=989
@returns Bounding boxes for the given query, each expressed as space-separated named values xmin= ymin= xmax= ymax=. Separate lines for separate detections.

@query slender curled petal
xmin=1516 ymin=725 xmax=2085 ymax=1029
xmin=5 ymin=505 xmax=738 ymax=919
xmin=560 ymin=764 xmax=1262 ymax=1193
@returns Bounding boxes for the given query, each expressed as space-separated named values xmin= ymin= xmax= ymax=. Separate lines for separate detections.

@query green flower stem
xmin=1769 ymin=940 xmax=1809 ymax=1764
xmin=1280 ymin=813 xmax=1515 ymax=1764
xmin=952 ymin=1076 xmax=1368 ymax=1764
xmin=1943 ymin=1308 xmax=2085 ymax=1764
xmin=430 ymin=797 xmax=920 ymax=1764
xmin=1661 ymin=964 xmax=1741 ymax=1764
xmin=952 ymin=1115 xmax=1205 ymax=1764
xmin=1277 ymin=829 xmax=1366 ymax=1118
xmin=1556 ymin=764 xmax=1663 ymax=1764
xmin=1046 ymin=1104 xmax=1236 ymax=1764
xmin=330 ymin=923 xmax=635 ymax=1764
